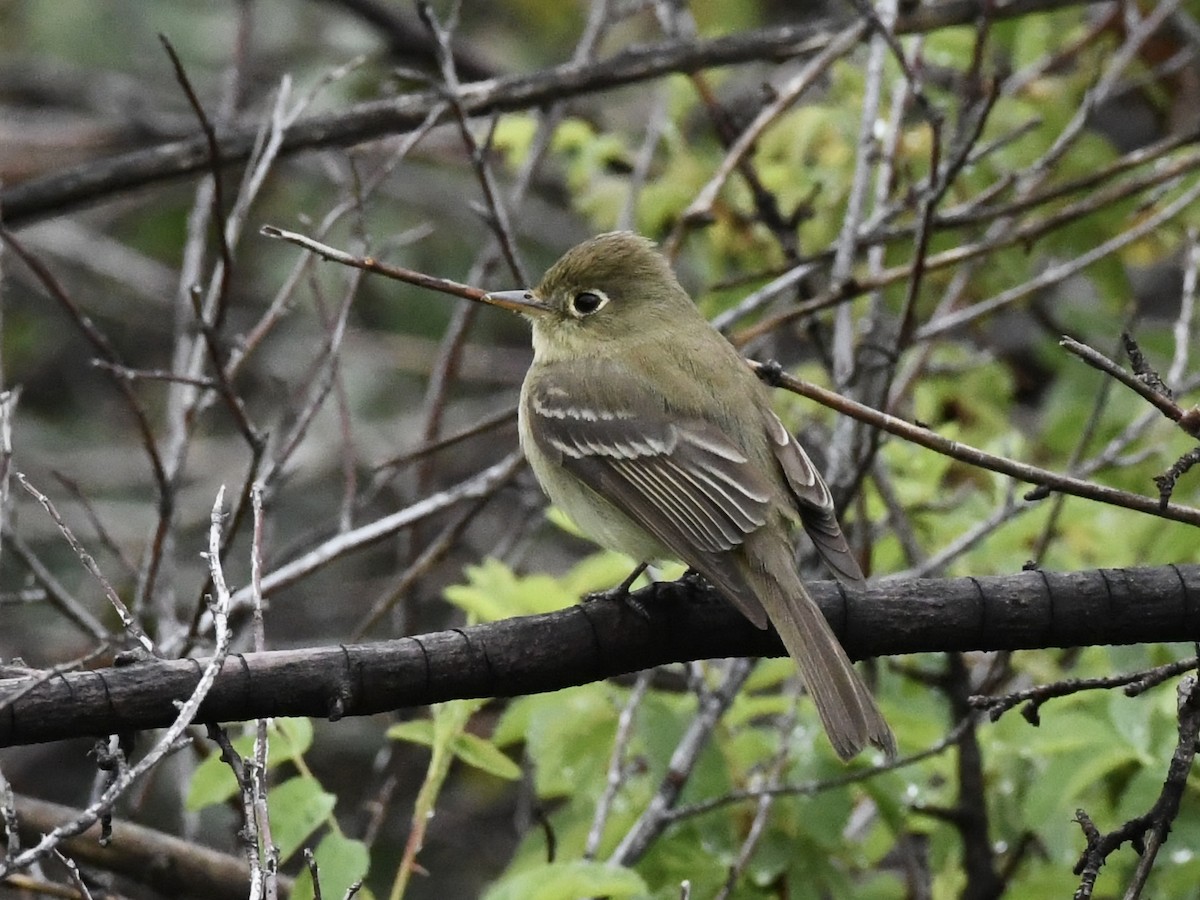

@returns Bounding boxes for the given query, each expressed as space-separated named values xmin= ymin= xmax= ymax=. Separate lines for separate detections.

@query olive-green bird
xmin=481 ymin=231 xmax=894 ymax=760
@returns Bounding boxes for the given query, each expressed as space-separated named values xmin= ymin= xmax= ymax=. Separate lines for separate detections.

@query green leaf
xmin=187 ymin=741 xmax=247 ymax=811
xmin=1022 ymin=745 xmax=1137 ymax=826
xmin=495 ymin=686 xmax=619 ymax=798
xmin=483 ymin=860 xmax=646 ymax=900
xmin=385 ymin=719 xmax=435 ymax=747
xmin=272 ymin=718 xmax=315 ymax=758
xmin=450 ymin=732 xmax=521 ymax=781
xmin=186 ymin=719 xmax=315 ymax=811
xmin=267 ymin=776 xmax=337 ymax=863
xmin=443 ymin=557 xmax=577 ymax=620
xmin=290 ymin=830 xmax=373 ymax=900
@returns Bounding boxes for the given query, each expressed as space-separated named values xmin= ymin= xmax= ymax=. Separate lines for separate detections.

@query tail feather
xmin=747 ymin=540 xmax=894 ymax=760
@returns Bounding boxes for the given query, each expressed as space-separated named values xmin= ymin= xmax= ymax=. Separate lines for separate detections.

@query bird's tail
xmin=748 ymin=542 xmax=895 ymax=760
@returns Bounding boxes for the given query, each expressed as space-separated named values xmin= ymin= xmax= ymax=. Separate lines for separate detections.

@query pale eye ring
xmin=570 ymin=290 xmax=608 ymax=317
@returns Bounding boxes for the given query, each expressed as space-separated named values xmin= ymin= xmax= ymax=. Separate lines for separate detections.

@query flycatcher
xmin=481 ymin=231 xmax=893 ymax=760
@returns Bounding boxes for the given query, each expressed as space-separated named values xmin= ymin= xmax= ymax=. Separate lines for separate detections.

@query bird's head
xmin=482 ymin=231 xmax=692 ymax=361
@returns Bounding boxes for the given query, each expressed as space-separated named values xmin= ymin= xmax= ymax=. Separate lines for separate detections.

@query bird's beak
xmin=480 ymin=289 xmax=552 ymax=316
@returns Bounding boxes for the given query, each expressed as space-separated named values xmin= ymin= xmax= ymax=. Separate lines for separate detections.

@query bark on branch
xmin=1 ymin=563 xmax=1195 ymax=748
xmin=1 ymin=0 xmax=1113 ymax=226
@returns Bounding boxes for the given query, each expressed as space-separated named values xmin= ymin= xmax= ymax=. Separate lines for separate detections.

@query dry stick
xmin=266 ymin=265 xmax=366 ymax=488
xmin=187 ymin=287 xmax=264 ymax=452
xmin=680 ymin=21 xmax=867 ymax=226
xmin=1071 ymin=673 xmax=1200 ymax=900
xmin=3 ymin=532 xmax=109 ymax=644
xmin=863 ymin=69 xmax=929 ymax=565
xmin=935 ymin=170 xmax=1200 ymax=342
xmin=314 ymin=266 xmax=363 ymax=533
xmin=939 ymin=127 xmax=1200 ymax=229
xmin=731 ymin=147 xmax=1200 ymax=346
xmin=349 ymin=498 xmax=487 ymax=640
xmin=719 ymin=130 xmax=1200 ymax=336
xmin=228 ymin=450 xmax=523 ymax=607
xmin=160 ymin=35 xmax=236 ymax=335
xmin=189 ymin=85 xmax=303 ymax=558
xmin=51 ymin=848 xmax=93 ymax=900
xmin=0 ymin=489 xmax=234 ymax=882
xmin=1063 ymin=333 xmax=1200 ymax=506
xmin=971 ymin=656 xmax=1198 ymax=723
xmin=418 ymin=2 xmax=527 ymax=286
xmin=50 ymin=472 xmax=141 ymax=581
xmin=1062 ymin=336 xmax=1200 ymax=434
xmin=583 ymin=669 xmax=653 ymax=861
xmin=895 ymin=5 xmax=1181 ymax=388
xmin=178 ymin=113 xmax=443 ymax=657
xmin=234 ymin=91 xmax=439 ymax=374
xmin=833 ymin=1 xmax=952 ymax=510
xmin=0 ymin=229 xmax=169 ymax=498
xmin=0 ymin=386 xmax=13 ymax=612
xmin=665 ymin=711 xmax=975 ymax=826
xmin=260 ymin=226 xmax=485 ymax=301
xmin=609 ymin=659 xmax=754 ymax=866
xmin=2 ymin=0 xmax=1117 ymax=226
xmin=663 ymin=16 xmax=803 ymax=263
xmin=372 ymin=406 xmax=518 ymax=472
xmin=1122 ymin=677 xmax=1200 ymax=900
xmin=15 ymin=475 xmax=154 ymax=654
xmin=754 ymin=362 xmax=1200 ymax=526
xmin=0 ymin=768 xmax=20 ymax=865
xmin=892 ymin=480 xmax=1022 ymax=580
xmin=829 ymin=12 xmax=894 ymax=385
xmin=248 ymin=486 xmax=279 ymax=900
xmin=156 ymin=67 xmax=294 ymax=636
xmin=410 ymin=6 xmax=520 ymax=530
xmin=1031 ymin=329 xmax=1130 ymax=563
xmin=1168 ymin=230 xmax=1198 ymax=387
xmin=618 ymin=82 xmax=669 ymax=232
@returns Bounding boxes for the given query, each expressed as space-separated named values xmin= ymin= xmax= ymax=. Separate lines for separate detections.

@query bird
xmin=480 ymin=231 xmax=894 ymax=760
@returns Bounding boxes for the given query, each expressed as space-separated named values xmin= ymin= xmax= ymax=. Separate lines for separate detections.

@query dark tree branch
xmin=1 ymin=0 xmax=1114 ymax=226
xmin=946 ymin=654 xmax=1005 ymax=900
xmin=9 ymin=794 xmax=289 ymax=900
xmin=2 ymin=564 xmax=1197 ymax=748
xmin=1071 ymin=675 xmax=1200 ymax=899
xmin=319 ymin=0 xmax=496 ymax=81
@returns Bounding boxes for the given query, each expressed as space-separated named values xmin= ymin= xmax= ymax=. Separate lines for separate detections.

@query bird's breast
xmin=518 ymin=379 xmax=673 ymax=562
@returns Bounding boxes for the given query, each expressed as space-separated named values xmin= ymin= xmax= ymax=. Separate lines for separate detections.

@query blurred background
xmin=3 ymin=0 xmax=1200 ymax=897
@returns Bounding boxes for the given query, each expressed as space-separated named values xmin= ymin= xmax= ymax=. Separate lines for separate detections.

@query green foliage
xmin=488 ymin=644 xmax=906 ymax=895
xmin=483 ymin=860 xmax=647 ymax=900
xmin=443 ymin=551 xmax=639 ymax=620
xmin=268 ymin=776 xmax=338 ymax=862
xmin=386 ymin=714 xmax=520 ymax=781
xmin=187 ymin=718 xmax=314 ymax=810
xmin=187 ymin=719 xmax=373 ymax=899
xmin=293 ymin=831 xmax=372 ymax=900
xmin=13 ymin=1 xmax=1200 ymax=897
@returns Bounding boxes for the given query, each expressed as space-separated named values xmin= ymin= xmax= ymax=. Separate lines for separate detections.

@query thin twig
xmin=753 ymin=361 xmax=1200 ymax=526
xmin=0 ymin=489 xmax=234 ymax=880
xmin=260 ymin=226 xmax=485 ymax=301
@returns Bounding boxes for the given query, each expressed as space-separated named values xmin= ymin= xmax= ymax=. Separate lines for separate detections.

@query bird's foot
xmin=584 ymin=562 xmax=650 ymax=620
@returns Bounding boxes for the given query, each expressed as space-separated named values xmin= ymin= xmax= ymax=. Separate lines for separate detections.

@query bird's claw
xmin=583 ymin=561 xmax=651 ymax=619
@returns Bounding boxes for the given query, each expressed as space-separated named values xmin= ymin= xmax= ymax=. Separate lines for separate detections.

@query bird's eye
xmin=571 ymin=290 xmax=608 ymax=316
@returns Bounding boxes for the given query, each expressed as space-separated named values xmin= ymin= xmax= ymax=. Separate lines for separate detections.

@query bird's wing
xmin=764 ymin=411 xmax=865 ymax=584
xmin=526 ymin=364 xmax=774 ymax=626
